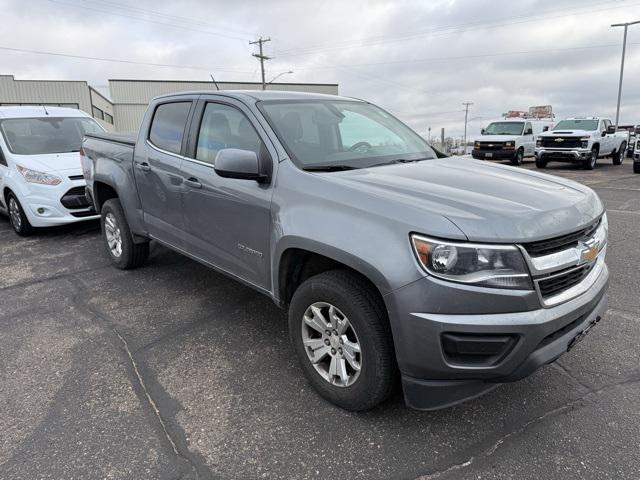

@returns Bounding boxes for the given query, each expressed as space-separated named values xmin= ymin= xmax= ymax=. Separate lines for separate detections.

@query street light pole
xmin=266 ymin=71 xmax=294 ymax=88
xmin=611 ymin=20 xmax=640 ymax=128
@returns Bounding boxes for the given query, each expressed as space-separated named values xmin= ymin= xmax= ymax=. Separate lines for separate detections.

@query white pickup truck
xmin=535 ymin=117 xmax=627 ymax=170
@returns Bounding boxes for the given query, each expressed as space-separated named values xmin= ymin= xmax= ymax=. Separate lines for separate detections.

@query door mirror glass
xmin=601 ymin=131 xmax=607 ymax=137
xmin=606 ymin=125 xmax=616 ymax=134
xmin=524 ymin=128 xmax=533 ymax=135
xmin=214 ymin=148 xmax=268 ymax=182
xmin=481 ymin=128 xmax=485 ymax=135
xmin=542 ymin=126 xmax=549 ymax=132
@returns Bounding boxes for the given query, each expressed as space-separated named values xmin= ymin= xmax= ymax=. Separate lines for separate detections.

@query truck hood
xmin=540 ymin=129 xmax=593 ymax=138
xmin=324 ymin=157 xmax=603 ymax=243
xmin=473 ymin=134 xmax=520 ymax=142
xmin=12 ymin=152 xmax=82 ymax=175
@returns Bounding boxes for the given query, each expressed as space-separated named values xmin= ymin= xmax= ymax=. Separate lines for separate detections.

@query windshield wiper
xmin=302 ymin=164 xmax=358 ymax=172
xmin=370 ymin=157 xmax=432 ymax=167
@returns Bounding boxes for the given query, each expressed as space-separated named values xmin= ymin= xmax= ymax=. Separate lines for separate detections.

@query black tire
xmin=289 ymin=270 xmax=397 ymax=411
xmin=101 ymin=198 xmax=149 ymax=269
xmin=511 ymin=149 xmax=524 ymax=166
xmin=612 ymin=143 xmax=625 ymax=165
xmin=634 ymin=162 xmax=640 ymax=174
xmin=535 ymin=157 xmax=547 ymax=169
xmin=7 ymin=192 xmax=34 ymax=236
xmin=583 ymin=147 xmax=598 ymax=170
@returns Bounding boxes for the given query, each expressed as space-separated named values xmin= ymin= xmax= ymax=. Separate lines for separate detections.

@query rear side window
xmin=149 ymin=102 xmax=191 ymax=155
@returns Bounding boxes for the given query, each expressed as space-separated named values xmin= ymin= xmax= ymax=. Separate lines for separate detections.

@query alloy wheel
xmin=301 ymin=302 xmax=362 ymax=387
xmin=104 ymin=212 xmax=123 ymax=258
xmin=8 ymin=197 xmax=22 ymax=231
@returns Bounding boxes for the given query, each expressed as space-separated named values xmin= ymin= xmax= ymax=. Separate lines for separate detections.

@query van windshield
xmin=260 ymin=100 xmax=436 ymax=170
xmin=0 ymin=117 xmax=103 ymax=155
xmin=483 ymin=122 xmax=524 ymax=135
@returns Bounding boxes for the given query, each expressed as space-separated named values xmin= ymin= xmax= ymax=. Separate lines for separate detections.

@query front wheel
xmin=583 ymin=147 xmax=598 ymax=170
xmin=7 ymin=192 xmax=34 ymax=236
xmin=511 ymin=149 xmax=524 ymax=166
xmin=535 ymin=157 xmax=547 ymax=169
xmin=289 ymin=270 xmax=397 ymax=411
xmin=101 ymin=198 xmax=149 ymax=269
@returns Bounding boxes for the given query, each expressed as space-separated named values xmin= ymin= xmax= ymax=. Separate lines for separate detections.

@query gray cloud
xmin=1 ymin=0 xmax=639 ymax=137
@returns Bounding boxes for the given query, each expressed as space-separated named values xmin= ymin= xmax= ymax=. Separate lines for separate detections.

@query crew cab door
xmin=0 ymin=144 xmax=7 ymax=212
xmin=134 ymin=98 xmax=196 ymax=247
xmin=179 ymin=97 xmax=276 ymax=291
xmin=599 ymin=119 xmax=613 ymax=154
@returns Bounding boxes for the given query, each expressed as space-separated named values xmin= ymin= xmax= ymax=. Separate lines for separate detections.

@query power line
xmin=0 ymin=46 xmax=255 ymax=73
xmin=274 ymin=0 xmax=640 ymax=58
xmin=45 ymin=0 xmax=249 ymax=41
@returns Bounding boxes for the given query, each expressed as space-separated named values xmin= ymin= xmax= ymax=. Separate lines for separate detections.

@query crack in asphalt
xmin=69 ymin=275 xmax=215 ymax=480
xmin=551 ymin=361 xmax=594 ymax=393
xmin=416 ymin=376 xmax=640 ymax=480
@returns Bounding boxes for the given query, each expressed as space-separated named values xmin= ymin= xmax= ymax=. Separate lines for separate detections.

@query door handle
xmin=136 ymin=162 xmax=151 ymax=172
xmin=184 ymin=177 xmax=202 ymax=189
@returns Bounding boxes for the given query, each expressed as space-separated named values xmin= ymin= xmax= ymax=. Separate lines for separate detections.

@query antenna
xmin=209 ymin=74 xmax=220 ymax=91
xmin=35 ymin=92 xmax=49 ymax=115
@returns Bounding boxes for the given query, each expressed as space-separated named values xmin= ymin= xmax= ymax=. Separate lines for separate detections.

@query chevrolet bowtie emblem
xmin=488 ymin=144 xmax=494 ymax=147
xmin=554 ymin=138 xmax=564 ymax=142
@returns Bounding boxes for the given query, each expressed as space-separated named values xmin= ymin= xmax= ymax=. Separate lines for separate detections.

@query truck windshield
xmin=553 ymin=119 xmax=599 ymax=131
xmin=260 ymin=100 xmax=436 ymax=169
xmin=483 ymin=122 xmax=524 ymax=135
xmin=0 ymin=117 xmax=103 ymax=155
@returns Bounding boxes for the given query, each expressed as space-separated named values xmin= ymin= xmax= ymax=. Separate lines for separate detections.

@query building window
xmin=92 ymin=106 xmax=104 ymax=120
xmin=104 ymin=112 xmax=113 ymax=125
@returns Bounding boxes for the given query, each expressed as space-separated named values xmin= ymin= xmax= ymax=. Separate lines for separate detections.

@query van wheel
xmin=583 ymin=147 xmax=598 ymax=170
xmin=7 ymin=192 xmax=34 ymax=236
xmin=101 ymin=199 xmax=149 ymax=269
xmin=289 ymin=270 xmax=397 ymax=411
xmin=511 ymin=149 xmax=524 ymax=166
xmin=612 ymin=143 xmax=625 ymax=165
xmin=535 ymin=157 xmax=547 ymax=169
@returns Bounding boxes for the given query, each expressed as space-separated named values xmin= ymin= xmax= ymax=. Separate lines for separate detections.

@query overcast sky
xmin=1 ymin=0 xmax=639 ymax=138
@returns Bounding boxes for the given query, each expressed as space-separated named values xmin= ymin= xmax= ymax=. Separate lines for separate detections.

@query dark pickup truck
xmin=81 ymin=90 xmax=609 ymax=411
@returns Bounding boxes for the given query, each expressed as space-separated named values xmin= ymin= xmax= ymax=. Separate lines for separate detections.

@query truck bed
xmin=84 ymin=132 xmax=137 ymax=146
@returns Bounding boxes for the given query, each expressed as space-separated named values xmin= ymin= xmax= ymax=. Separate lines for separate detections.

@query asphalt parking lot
xmin=1 ymin=158 xmax=639 ymax=480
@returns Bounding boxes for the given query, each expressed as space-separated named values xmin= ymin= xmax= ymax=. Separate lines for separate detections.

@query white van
xmin=472 ymin=118 xmax=554 ymax=165
xmin=0 ymin=106 xmax=104 ymax=235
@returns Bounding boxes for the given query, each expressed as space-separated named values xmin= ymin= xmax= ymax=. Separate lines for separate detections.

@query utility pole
xmin=462 ymin=102 xmax=473 ymax=149
xmin=611 ymin=20 xmax=640 ymax=128
xmin=250 ymin=37 xmax=271 ymax=90
xmin=427 ymin=127 xmax=431 ymax=143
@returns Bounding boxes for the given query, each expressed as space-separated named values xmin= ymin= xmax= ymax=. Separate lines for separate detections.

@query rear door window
xmin=149 ymin=102 xmax=192 ymax=155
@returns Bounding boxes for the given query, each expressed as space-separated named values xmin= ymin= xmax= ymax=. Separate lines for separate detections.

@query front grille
xmin=541 ymin=137 xmax=583 ymax=149
xmin=523 ymin=220 xmax=600 ymax=256
xmin=538 ymin=262 xmax=594 ymax=298
xmin=61 ymin=187 xmax=90 ymax=210
xmin=477 ymin=142 xmax=505 ymax=151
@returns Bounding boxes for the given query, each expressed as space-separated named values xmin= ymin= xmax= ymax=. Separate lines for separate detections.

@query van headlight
xmin=411 ymin=235 xmax=532 ymax=290
xmin=536 ymin=138 xmax=542 ymax=147
xmin=503 ymin=141 xmax=515 ymax=149
xmin=17 ymin=165 xmax=62 ymax=185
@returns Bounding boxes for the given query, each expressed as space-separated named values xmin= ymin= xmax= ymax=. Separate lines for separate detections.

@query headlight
xmin=503 ymin=141 xmax=515 ymax=149
xmin=474 ymin=141 xmax=480 ymax=149
xmin=16 ymin=165 xmax=62 ymax=186
xmin=411 ymin=235 xmax=532 ymax=290
xmin=580 ymin=136 xmax=590 ymax=149
xmin=592 ymin=213 xmax=608 ymax=247
xmin=536 ymin=138 xmax=542 ymax=147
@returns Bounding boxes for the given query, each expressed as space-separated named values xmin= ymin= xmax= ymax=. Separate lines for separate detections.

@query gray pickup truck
xmin=81 ymin=91 xmax=609 ymax=411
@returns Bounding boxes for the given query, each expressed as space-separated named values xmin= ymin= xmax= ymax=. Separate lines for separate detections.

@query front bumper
xmin=385 ymin=262 xmax=609 ymax=410
xmin=472 ymin=149 xmax=516 ymax=160
xmin=536 ymin=148 xmax=591 ymax=162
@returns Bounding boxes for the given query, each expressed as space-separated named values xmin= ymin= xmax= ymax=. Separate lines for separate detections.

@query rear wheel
xmin=7 ymin=192 xmax=34 ymax=236
xmin=583 ymin=147 xmax=598 ymax=170
xmin=612 ymin=143 xmax=626 ymax=165
xmin=101 ymin=198 xmax=149 ymax=269
xmin=511 ymin=149 xmax=524 ymax=166
xmin=289 ymin=270 xmax=397 ymax=411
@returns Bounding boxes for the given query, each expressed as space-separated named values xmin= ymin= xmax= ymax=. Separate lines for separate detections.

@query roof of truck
xmin=152 ymin=90 xmax=358 ymax=103
xmin=0 ymin=106 xmax=92 ymax=119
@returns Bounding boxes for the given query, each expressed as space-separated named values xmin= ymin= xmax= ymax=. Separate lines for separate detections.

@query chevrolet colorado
xmin=535 ymin=117 xmax=627 ymax=170
xmin=81 ymin=91 xmax=609 ymax=411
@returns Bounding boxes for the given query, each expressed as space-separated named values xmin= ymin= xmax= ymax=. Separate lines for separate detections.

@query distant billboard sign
xmin=529 ymin=105 xmax=553 ymax=118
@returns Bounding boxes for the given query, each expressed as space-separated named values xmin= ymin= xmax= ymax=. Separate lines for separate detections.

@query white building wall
xmin=0 ymin=75 xmax=92 ymax=112
xmin=89 ymin=87 xmax=115 ymax=131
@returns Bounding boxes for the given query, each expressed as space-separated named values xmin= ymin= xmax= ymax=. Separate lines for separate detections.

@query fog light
xmin=37 ymin=207 xmax=45 ymax=214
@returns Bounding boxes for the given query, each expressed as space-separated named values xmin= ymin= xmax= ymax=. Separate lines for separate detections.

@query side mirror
xmin=214 ymin=148 xmax=270 ymax=183
xmin=606 ymin=125 xmax=616 ymax=134
xmin=542 ymin=126 xmax=549 ymax=132
xmin=601 ymin=131 xmax=607 ymax=137
xmin=525 ymin=128 xmax=533 ymax=135
xmin=481 ymin=128 xmax=485 ymax=135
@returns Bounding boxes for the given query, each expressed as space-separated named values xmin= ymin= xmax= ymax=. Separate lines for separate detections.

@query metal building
xmin=0 ymin=75 xmax=339 ymax=132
